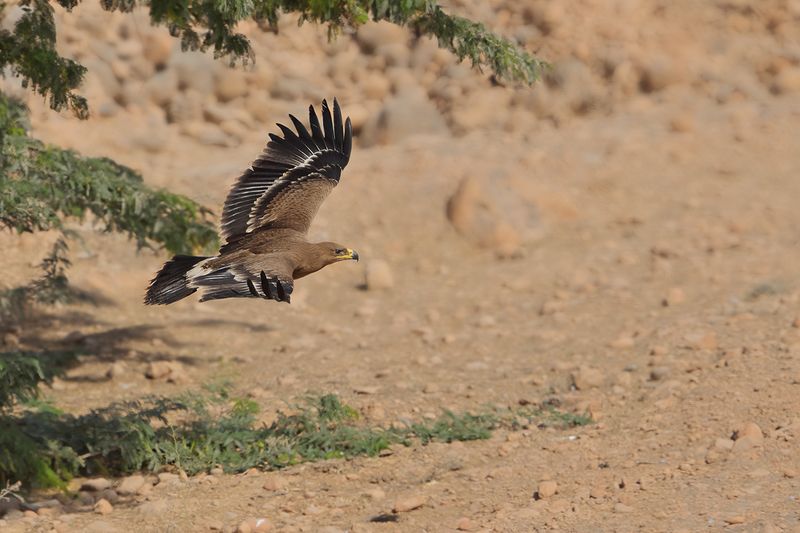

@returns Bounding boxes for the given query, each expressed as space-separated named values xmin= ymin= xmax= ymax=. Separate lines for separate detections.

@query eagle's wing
xmin=192 ymin=258 xmax=294 ymax=303
xmin=220 ymin=99 xmax=352 ymax=240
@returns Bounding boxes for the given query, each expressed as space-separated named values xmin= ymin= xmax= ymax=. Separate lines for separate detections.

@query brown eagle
xmin=145 ymin=99 xmax=357 ymax=305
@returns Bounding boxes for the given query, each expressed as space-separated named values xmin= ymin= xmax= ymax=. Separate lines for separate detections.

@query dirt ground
xmin=3 ymin=0 xmax=800 ymax=531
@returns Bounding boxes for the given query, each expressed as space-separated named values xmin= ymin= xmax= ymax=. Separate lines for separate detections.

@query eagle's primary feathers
xmin=145 ymin=99 xmax=358 ymax=305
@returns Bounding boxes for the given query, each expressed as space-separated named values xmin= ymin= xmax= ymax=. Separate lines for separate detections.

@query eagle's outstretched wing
xmin=220 ymin=99 xmax=352 ymax=241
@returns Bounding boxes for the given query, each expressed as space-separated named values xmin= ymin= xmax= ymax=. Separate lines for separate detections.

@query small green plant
xmin=407 ymin=411 xmax=498 ymax=444
xmin=0 ymin=350 xmax=77 ymax=408
xmin=0 ymin=387 xmax=591 ymax=489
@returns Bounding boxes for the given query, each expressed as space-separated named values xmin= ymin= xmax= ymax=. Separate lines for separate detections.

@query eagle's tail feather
xmin=144 ymin=255 xmax=207 ymax=305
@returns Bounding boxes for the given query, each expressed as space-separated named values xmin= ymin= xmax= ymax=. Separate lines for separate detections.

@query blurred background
xmin=2 ymin=0 xmax=800 ymax=531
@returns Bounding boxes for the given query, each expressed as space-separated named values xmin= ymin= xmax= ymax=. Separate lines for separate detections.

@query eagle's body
xmin=145 ymin=99 xmax=357 ymax=305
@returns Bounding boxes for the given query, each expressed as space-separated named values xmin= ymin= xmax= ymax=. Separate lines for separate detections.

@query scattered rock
xmin=98 ymin=489 xmax=119 ymax=504
xmin=215 ymin=69 xmax=249 ymax=102
xmin=446 ymin=175 xmax=539 ymax=258
xmin=572 ymin=366 xmax=605 ymax=390
xmin=725 ymin=515 xmax=746 ymax=525
xmin=146 ymin=70 xmax=178 ymax=107
xmin=393 ymin=494 xmax=427 ymax=513
xmin=649 ymin=366 xmax=670 ymax=381
xmin=171 ymin=52 xmax=216 ymax=95
xmin=669 ymin=115 xmax=695 ymax=134
xmin=684 ymin=331 xmax=718 ymax=351
xmin=94 ymin=499 xmax=113 ymax=515
xmin=361 ymin=88 xmax=448 ymax=147
xmin=157 ymin=472 xmax=180 ymax=485
xmin=640 ymin=55 xmax=686 ymax=92
xmin=145 ymin=361 xmax=189 ymax=383
xmin=180 ymin=121 xmax=231 ymax=147
xmin=364 ymin=260 xmax=394 ymax=290
xmin=145 ymin=361 xmax=172 ymax=379
xmin=1 ymin=332 xmax=20 ymax=349
xmin=771 ymin=67 xmax=800 ymax=95
xmin=732 ymin=422 xmax=764 ymax=453
xmin=609 ymin=336 xmax=635 ymax=349
xmin=105 ymin=362 xmax=127 ymax=379
xmin=477 ymin=315 xmax=496 ymax=328
xmin=614 ymin=502 xmax=634 ymax=513
xmin=356 ymin=21 xmax=408 ymax=52
xmin=210 ymin=467 xmax=224 ymax=476
xmin=81 ymin=478 xmax=112 ymax=492
xmin=262 ymin=475 xmax=289 ymax=491
xmin=365 ymin=487 xmax=386 ymax=500
xmin=116 ymin=474 xmax=145 ymax=495
xmin=589 ymin=486 xmax=608 ymax=499
xmin=142 ymin=32 xmax=173 ymax=67
xmin=536 ymin=480 xmax=558 ymax=499
xmin=456 ymin=517 xmax=477 ymax=531
xmin=63 ymin=331 xmax=86 ymax=344
xmin=662 ymin=287 xmax=686 ymax=306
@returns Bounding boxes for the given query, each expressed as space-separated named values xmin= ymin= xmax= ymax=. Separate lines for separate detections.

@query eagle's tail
xmin=144 ymin=255 xmax=208 ymax=305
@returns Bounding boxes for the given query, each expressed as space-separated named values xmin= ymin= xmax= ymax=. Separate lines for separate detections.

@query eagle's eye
xmin=334 ymin=248 xmax=345 ymax=255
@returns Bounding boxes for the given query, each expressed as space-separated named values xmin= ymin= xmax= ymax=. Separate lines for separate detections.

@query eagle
xmin=144 ymin=99 xmax=357 ymax=305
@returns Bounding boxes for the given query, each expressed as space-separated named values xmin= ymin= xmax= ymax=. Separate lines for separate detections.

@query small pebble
xmin=725 ymin=515 xmax=746 ymax=525
xmin=117 ymin=474 xmax=146 ymax=495
xmin=81 ymin=478 xmax=112 ymax=492
xmin=262 ymin=475 xmax=288 ymax=491
xmin=364 ymin=259 xmax=394 ymax=290
xmin=536 ymin=480 xmax=558 ymax=499
xmin=393 ymin=494 xmax=427 ymax=512
xmin=456 ymin=517 xmax=476 ymax=531
xmin=94 ymin=499 xmax=113 ymax=515
xmin=662 ymin=287 xmax=686 ymax=306
xmin=649 ymin=366 xmax=670 ymax=381
xmin=365 ymin=487 xmax=386 ymax=500
xmin=572 ymin=366 xmax=605 ymax=390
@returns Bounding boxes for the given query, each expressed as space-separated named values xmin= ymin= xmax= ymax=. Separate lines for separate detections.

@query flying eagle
xmin=144 ymin=99 xmax=357 ymax=305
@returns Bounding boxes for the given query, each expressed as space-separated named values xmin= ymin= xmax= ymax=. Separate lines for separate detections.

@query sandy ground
xmin=3 ymin=0 xmax=800 ymax=531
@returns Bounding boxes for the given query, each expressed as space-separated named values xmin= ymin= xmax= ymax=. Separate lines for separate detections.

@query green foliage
xmin=0 ymin=386 xmax=591 ymax=489
xmin=0 ymin=0 xmax=88 ymax=118
xmin=0 ymin=94 xmax=219 ymax=256
xmin=412 ymin=8 xmax=548 ymax=84
xmin=407 ymin=411 xmax=497 ymax=444
xmin=1 ymin=0 xmax=546 ymax=118
xmin=0 ymin=350 xmax=77 ymax=410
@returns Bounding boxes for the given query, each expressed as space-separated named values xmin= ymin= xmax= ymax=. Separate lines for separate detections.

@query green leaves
xmin=0 ymin=351 xmax=77 ymax=410
xmin=413 ymin=8 xmax=549 ymax=85
xmin=0 ymin=95 xmax=219 ymax=256
xmin=1 ymin=0 xmax=546 ymax=119
xmin=0 ymin=0 xmax=88 ymax=117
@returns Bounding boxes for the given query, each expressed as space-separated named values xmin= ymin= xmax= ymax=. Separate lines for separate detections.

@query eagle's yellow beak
xmin=338 ymin=249 xmax=359 ymax=262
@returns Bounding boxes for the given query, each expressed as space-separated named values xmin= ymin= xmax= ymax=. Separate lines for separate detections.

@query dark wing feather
xmin=192 ymin=263 xmax=294 ymax=303
xmin=220 ymin=98 xmax=353 ymax=241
